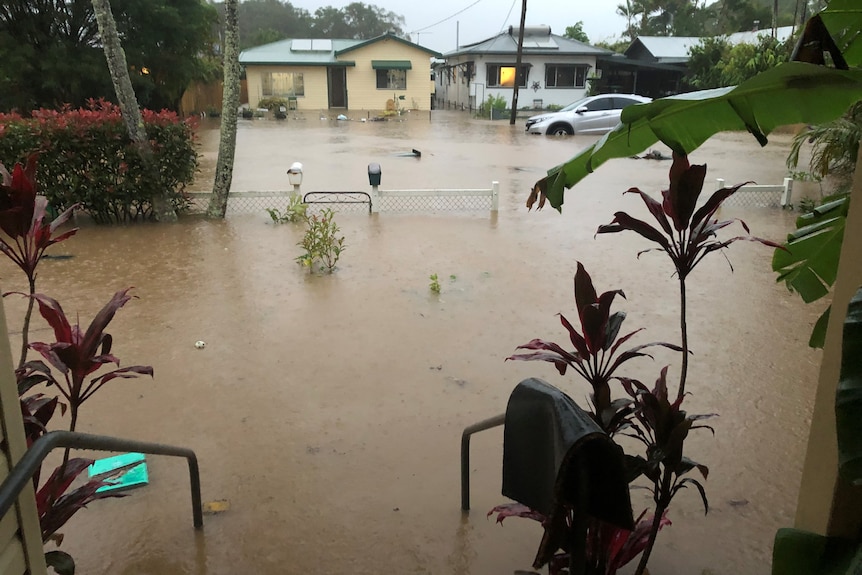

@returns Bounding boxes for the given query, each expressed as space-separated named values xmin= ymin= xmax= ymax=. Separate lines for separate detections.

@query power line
xmin=408 ymin=0 xmax=486 ymax=34
xmin=498 ymin=0 xmax=517 ymax=33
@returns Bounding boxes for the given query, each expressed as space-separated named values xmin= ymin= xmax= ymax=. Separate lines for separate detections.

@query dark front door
xmin=328 ymin=67 xmax=347 ymax=108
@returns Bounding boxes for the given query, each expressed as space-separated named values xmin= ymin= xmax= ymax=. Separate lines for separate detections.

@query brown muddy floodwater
xmin=3 ymin=111 xmax=822 ymax=575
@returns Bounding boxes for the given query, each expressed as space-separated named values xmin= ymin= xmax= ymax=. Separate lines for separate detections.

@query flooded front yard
xmin=4 ymin=111 xmax=822 ymax=574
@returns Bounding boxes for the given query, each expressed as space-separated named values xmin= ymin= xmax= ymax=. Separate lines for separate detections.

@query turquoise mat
xmin=88 ymin=452 xmax=149 ymax=493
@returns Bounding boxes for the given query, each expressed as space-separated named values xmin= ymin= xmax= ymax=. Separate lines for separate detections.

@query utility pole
xmin=509 ymin=0 xmax=527 ymax=125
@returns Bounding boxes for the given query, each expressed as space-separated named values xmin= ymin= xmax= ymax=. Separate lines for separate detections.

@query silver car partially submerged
xmin=525 ymin=94 xmax=652 ymax=136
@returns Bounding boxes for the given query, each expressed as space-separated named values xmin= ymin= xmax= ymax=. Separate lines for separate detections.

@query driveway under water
xmin=4 ymin=111 xmax=822 ymax=574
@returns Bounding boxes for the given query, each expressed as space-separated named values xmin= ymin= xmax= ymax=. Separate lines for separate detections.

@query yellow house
xmin=240 ymin=34 xmax=441 ymax=113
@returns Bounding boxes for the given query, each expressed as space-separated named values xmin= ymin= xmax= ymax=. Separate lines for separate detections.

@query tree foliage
xmin=685 ymin=34 xmax=794 ymax=89
xmin=615 ymin=0 xmax=799 ymax=39
xmin=564 ymin=21 xmax=590 ymax=43
xmin=212 ymin=0 xmax=406 ymax=49
xmin=0 ymin=0 xmax=218 ymax=114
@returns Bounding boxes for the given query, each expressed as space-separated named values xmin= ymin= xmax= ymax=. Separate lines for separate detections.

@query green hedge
xmin=0 ymin=100 xmax=199 ymax=224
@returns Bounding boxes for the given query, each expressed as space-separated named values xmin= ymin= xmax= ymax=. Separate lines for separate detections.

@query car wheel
xmin=548 ymin=124 xmax=573 ymax=136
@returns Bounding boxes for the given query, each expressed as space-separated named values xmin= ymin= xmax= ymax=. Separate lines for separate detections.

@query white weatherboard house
xmin=240 ymin=33 xmax=441 ymax=112
xmin=436 ymin=26 xmax=612 ymax=111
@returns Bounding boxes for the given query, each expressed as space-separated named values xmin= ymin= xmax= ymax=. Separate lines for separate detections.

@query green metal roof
xmin=336 ymin=33 xmax=442 ymax=57
xmin=240 ymin=34 xmax=441 ymax=67
xmin=371 ymin=60 xmax=412 ymax=70
xmin=239 ymin=39 xmax=362 ymax=66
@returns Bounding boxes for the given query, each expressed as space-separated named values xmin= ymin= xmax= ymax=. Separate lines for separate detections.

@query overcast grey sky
xmin=292 ymin=0 xmax=628 ymax=53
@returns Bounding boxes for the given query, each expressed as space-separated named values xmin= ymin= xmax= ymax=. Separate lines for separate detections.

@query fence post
xmin=716 ymin=178 xmax=725 ymax=191
xmin=491 ymin=181 xmax=499 ymax=213
xmin=370 ymin=185 xmax=380 ymax=213
xmin=781 ymin=177 xmax=793 ymax=208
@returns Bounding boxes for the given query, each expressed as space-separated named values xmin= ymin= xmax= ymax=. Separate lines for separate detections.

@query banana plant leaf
xmin=774 ymin=198 xmax=848 ymax=303
xmin=536 ymin=63 xmax=862 ymax=211
xmin=821 ymin=0 xmax=862 ymax=67
xmin=772 ymin=196 xmax=849 ymax=347
xmin=836 ymin=285 xmax=862 ymax=484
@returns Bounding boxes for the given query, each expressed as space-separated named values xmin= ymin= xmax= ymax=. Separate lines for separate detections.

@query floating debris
xmin=631 ymin=149 xmax=671 ymax=160
xmin=203 ymin=499 xmax=231 ymax=515
xmin=88 ymin=453 xmax=148 ymax=493
xmin=394 ymin=149 xmax=421 ymax=158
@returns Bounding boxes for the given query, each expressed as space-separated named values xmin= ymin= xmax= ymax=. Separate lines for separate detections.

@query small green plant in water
xmin=267 ymin=195 xmax=307 ymax=223
xmin=296 ymin=208 xmax=345 ymax=273
xmin=449 ymin=274 xmax=457 ymax=282
xmin=429 ymin=274 xmax=441 ymax=293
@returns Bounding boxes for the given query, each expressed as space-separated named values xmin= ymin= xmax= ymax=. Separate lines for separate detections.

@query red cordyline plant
xmin=15 ymin=288 xmax=153 ymax=574
xmin=617 ymin=367 xmax=715 ymax=575
xmin=0 ymin=154 xmax=78 ymax=368
xmin=500 ymin=262 xmax=681 ymax=573
xmin=17 ymin=288 xmax=154 ymax=439
xmin=508 ymin=262 xmax=682 ymax=434
xmin=495 ymin=154 xmax=782 ymax=575
xmin=590 ymin=153 xmax=779 ymax=575
xmin=596 ymin=152 xmax=781 ymax=401
xmin=488 ymin=503 xmax=671 ymax=575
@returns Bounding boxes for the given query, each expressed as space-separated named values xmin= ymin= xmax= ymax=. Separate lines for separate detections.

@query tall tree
xmin=0 ymin=0 xmax=217 ymax=113
xmin=310 ymin=2 xmax=404 ymax=39
xmin=341 ymin=2 xmax=405 ymax=37
xmin=207 ymin=0 xmax=240 ymax=219
xmin=90 ymin=0 xmax=177 ymax=222
xmin=228 ymin=0 xmax=313 ymax=49
xmin=214 ymin=0 xmax=406 ymax=47
xmin=563 ymin=21 xmax=590 ymax=43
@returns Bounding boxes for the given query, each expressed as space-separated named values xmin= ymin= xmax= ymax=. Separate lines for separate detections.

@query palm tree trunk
xmin=90 ymin=0 xmax=177 ymax=222
xmin=207 ymin=0 xmax=241 ymax=219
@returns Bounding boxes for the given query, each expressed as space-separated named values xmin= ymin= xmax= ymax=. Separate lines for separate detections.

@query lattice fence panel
xmin=376 ymin=194 xmax=492 ymax=212
xmin=185 ymin=191 xmax=494 ymax=216
xmin=722 ymin=189 xmax=784 ymax=208
xmin=185 ymin=192 xmax=297 ymax=215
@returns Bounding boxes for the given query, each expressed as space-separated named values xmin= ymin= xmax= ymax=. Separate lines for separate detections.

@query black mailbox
xmin=368 ymin=163 xmax=382 ymax=186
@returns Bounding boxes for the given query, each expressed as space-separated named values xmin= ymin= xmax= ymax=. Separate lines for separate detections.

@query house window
xmin=545 ymin=65 xmax=589 ymax=88
xmin=487 ymin=64 xmax=528 ymax=88
xmin=376 ymin=69 xmax=407 ymax=90
xmin=262 ymin=72 xmax=305 ymax=97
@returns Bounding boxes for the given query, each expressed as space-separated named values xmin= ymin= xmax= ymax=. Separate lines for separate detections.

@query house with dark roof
xmin=593 ymin=26 xmax=796 ymax=98
xmin=239 ymin=33 xmax=441 ymax=112
xmin=436 ymin=26 xmax=612 ymax=111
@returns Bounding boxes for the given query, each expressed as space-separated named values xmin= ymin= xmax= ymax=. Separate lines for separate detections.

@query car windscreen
xmin=559 ymin=97 xmax=592 ymax=112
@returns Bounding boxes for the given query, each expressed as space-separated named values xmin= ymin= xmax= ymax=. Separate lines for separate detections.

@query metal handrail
xmin=460 ymin=413 xmax=505 ymax=511
xmin=0 ymin=430 xmax=203 ymax=529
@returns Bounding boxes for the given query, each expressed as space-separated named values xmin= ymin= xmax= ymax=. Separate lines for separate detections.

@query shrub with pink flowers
xmin=0 ymin=100 xmax=198 ymax=224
